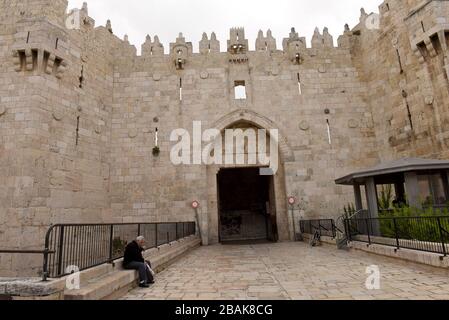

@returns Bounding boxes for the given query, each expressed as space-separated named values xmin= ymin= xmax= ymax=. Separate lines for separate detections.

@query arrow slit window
xmin=297 ymin=73 xmax=302 ymax=95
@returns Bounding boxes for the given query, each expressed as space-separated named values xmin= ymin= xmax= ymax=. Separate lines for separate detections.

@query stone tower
xmin=2 ymin=0 xmax=449 ymax=277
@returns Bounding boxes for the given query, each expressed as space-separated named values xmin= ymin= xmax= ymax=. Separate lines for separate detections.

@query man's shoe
xmin=139 ymin=282 xmax=150 ymax=288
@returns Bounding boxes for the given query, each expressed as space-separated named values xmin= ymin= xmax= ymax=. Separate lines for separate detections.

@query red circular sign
xmin=288 ymin=197 xmax=296 ymax=205
xmin=191 ymin=201 xmax=200 ymax=209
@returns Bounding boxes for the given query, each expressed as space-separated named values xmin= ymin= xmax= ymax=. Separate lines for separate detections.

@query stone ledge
xmin=349 ymin=241 xmax=449 ymax=269
xmin=0 ymin=278 xmax=62 ymax=297
xmin=0 ymin=235 xmax=201 ymax=300
xmin=64 ymin=235 xmax=201 ymax=300
xmin=301 ymin=233 xmax=449 ymax=269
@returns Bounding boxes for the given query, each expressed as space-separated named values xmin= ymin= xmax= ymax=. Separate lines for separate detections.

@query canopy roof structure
xmin=335 ymin=158 xmax=449 ymax=186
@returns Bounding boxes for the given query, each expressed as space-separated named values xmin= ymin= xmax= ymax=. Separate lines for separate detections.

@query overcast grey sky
xmin=67 ymin=0 xmax=381 ymax=54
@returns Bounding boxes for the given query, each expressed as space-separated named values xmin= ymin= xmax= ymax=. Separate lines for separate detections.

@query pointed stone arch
xmin=211 ymin=109 xmax=294 ymax=162
xmin=203 ymin=109 xmax=292 ymax=245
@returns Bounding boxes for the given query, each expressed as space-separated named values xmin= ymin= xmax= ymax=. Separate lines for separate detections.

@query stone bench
xmin=1 ymin=235 xmax=201 ymax=300
xmin=65 ymin=235 xmax=201 ymax=300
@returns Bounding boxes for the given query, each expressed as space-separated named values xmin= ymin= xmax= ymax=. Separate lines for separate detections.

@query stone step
xmin=79 ymin=263 xmax=114 ymax=286
xmin=65 ymin=270 xmax=137 ymax=300
xmin=63 ymin=236 xmax=201 ymax=300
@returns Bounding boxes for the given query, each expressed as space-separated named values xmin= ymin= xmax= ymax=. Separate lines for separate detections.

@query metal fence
xmin=41 ymin=221 xmax=196 ymax=280
xmin=344 ymin=216 xmax=449 ymax=256
xmin=300 ymin=219 xmax=336 ymax=238
xmin=0 ymin=222 xmax=195 ymax=280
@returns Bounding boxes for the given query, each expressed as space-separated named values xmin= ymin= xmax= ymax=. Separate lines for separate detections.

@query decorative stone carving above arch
xmin=425 ymin=95 xmax=434 ymax=105
xmin=52 ymin=108 xmax=64 ymax=121
xmin=299 ymin=121 xmax=309 ymax=131
xmin=211 ymin=109 xmax=294 ymax=162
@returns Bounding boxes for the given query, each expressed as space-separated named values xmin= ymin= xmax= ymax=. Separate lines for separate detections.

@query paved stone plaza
xmin=122 ymin=243 xmax=449 ymax=300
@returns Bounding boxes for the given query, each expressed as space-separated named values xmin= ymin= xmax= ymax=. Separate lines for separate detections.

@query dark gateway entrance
xmin=217 ymin=167 xmax=278 ymax=243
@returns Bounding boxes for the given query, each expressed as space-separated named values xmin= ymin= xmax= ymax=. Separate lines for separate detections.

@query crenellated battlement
xmin=3 ymin=1 xmax=449 ymax=275
xmin=136 ymin=25 xmax=345 ymax=58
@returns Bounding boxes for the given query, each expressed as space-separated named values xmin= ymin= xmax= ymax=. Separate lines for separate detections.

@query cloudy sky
xmin=67 ymin=0 xmax=381 ymax=54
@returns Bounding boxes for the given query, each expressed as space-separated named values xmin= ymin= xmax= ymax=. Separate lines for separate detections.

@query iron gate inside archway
xmin=217 ymin=167 xmax=277 ymax=243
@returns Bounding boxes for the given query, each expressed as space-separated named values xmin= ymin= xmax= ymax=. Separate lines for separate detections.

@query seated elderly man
xmin=123 ymin=236 xmax=155 ymax=288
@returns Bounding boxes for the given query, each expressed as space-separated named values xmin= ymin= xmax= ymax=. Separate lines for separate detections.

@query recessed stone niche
xmin=200 ymin=71 xmax=209 ymax=79
xmin=318 ymin=66 xmax=326 ymax=73
xmin=153 ymin=73 xmax=162 ymax=81
xmin=425 ymin=95 xmax=434 ymax=105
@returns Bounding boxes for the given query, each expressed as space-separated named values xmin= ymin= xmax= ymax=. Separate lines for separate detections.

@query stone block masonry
xmin=1 ymin=0 xmax=449 ymax=276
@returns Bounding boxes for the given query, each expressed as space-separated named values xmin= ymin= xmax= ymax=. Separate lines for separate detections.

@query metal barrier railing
xmin=300 ymin=219 xmax=336 ymax=238
xmin=0 ymin=221 xmax=196 ymax=281
xmin=344 ymin=216 xmax=449 ymax=256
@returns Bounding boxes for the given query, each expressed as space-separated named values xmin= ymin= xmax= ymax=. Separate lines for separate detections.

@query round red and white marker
xmin=288 ymin=197 xmax=296 ymax=205
xmin=191 ymin=201 xmax=200 ymax=209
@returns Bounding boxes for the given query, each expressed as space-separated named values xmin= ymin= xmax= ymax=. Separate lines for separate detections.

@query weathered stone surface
xmin=122 ymin=242 xmax=449 ymax=300
xmin=0 ymin=278 xmax=60 ymax=297
xmin=1 ymin=0 xmax=449 ymax=277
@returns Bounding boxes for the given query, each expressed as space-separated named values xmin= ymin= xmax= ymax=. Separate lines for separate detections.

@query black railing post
xmin=318 ymin=220 xmax=322 ymax=237
xmin=331 ymin=220 xmax=337 ymax=239
xmin=137 ymin=224 xmax=141 ymax=237
xmin=365 ymin=219 xmax=371 ymax=245
xmin=108 ymin=225 xmax=114 ymax=262
xmin=42 ymin=226 xmax=53 ymax=281
xmin=57 ymin=226 xmax=65 ymax=277
xmin=155 ymin=224 xmax=158 ymax=247
xmin=437 ymin=217 xmax=447 ymax=257
xmin=167 ymin=232 xmax=170 ymax=245
xmin=393 ymin=218 xmax=400 ymax=250
xmin=42 ymin=248 xmax=50 ymax=281
xmin=344 ymin=219 xmax=348 ymax=241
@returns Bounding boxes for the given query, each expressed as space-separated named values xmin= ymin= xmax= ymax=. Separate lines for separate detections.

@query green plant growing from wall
xmin=152 ymin=146 xmax=160 ymax=157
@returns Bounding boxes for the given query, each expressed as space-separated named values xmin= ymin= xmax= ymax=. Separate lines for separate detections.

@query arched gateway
xmin=203 ymin=110 xmax=294 ymax=245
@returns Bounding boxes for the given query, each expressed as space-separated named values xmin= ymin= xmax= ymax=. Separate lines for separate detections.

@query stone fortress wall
xmin=0 ymin=0 xmax=448 ymax=276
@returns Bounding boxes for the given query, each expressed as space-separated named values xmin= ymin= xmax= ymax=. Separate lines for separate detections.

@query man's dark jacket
xmin=123 ymin=241 xmax=144 ymax=266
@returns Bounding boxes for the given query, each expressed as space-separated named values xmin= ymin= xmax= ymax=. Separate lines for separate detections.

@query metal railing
xmin=344 ymin=216 xmax=449 ymax=256
xmin=1 ymin=222 xmax=196 ymax=281
xmin=300 ymin=219 xmax=337 ymax=238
